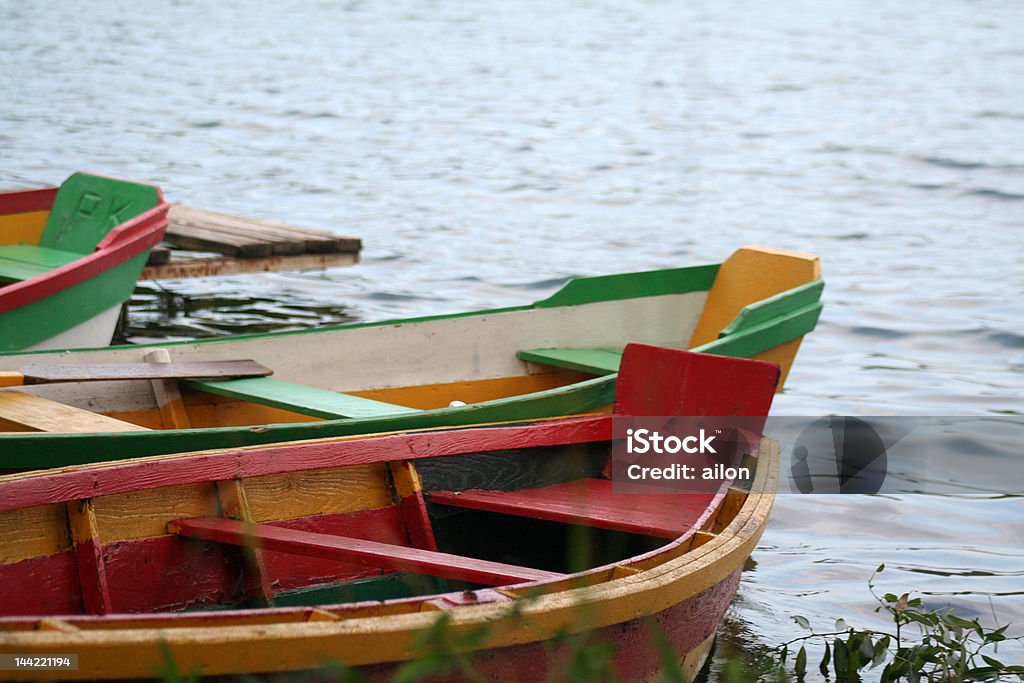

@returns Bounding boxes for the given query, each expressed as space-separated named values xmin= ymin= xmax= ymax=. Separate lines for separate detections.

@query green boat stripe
xmin=186 ymin=377 xmax=419 ymax=420
xmin=692 ymin=302 xmax=823 ymax=358
xmin=517 ymin=348 xmax=623 ymax=375
xmin=717 ymin=279 xmax=825 ymax=337
xmin=0 ymin=262 xmax=721 ymax=357
xmin=532 ymin=264 xmax=719 ymax=308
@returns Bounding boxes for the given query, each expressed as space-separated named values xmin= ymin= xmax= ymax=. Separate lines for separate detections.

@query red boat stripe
xmin=0 ymin=187 xmax=57 ymax=214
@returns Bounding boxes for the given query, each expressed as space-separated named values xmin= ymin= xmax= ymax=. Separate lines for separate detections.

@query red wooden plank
xmin=0 ymin=416 xmax=611 ymax=514
xmin=169 ymin=517 xmax=563 ymax=586
xmin=264 ymin=506 xmax=410 ymax=591
xmin=614 ymin=343 xmax=780 ymax=420
xmin=429 ymin=478 xmax=719 ymax=539
xmin=102 ymin=535 xmax=239 ymax=613
xmin=0 ymin=187 xmax=57 ymax=215
xmin=0 ymin=552 xmax=82 ymax=617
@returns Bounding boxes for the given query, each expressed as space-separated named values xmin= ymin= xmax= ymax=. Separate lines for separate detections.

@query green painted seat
xmin=0 ymin=245 xmax=81 ymax=284
xmin=0 ymin=172 xmax=162 ymax=283
xmin=517 ymin=348 xmax=623 ymax=375
xmin=186 ymin=377 xmax=420 ymax=420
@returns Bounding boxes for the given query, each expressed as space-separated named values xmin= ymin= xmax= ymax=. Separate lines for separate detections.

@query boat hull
xmin=0 ymin=177 xmax=169 ymax=352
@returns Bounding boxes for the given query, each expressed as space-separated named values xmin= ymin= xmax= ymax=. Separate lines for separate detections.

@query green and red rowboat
xmin=0 ymin=246 xmax=822 ymax=469
xmin=0 ymin=344 xmax=781 ymax=681
xmin=0 ymin=173 xmax=169 ymax=352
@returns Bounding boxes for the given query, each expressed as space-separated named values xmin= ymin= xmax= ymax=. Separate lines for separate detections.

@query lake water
xmin=2 ymin=0 xmax=1022 ymax=676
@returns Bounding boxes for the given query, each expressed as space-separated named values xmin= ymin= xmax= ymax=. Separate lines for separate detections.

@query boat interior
xmin=0 ymin=345 xmax=778 ymax=625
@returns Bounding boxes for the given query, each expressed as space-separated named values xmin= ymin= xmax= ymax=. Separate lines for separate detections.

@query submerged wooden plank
xmin=429 ymin=478 xmax=716 ymax=539
xmin=169 ymin=517 xmax=563 ymax=586
xmin=0 ymin=391 xmax=149 ymax=433
xmin=140 ymin=251 xmax=359 ymax=279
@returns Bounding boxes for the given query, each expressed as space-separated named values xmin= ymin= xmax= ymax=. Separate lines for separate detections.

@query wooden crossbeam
xmin=169 ymin=517 xmax=562 ymax=586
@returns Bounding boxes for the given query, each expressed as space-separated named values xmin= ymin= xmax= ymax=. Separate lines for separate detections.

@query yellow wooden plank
xmin=0 ymin=504 xmax=71 ymax=564
xmin=0 ymin=210 xmax=48 ymax=246
xmin=243 ymin=464 xmax=393 ymax=522
xmin=0 ymin=391 xmax=151 ymax=433
xmin=91 ymin=483 xmax=220 ymax=543
xmin=689 ymin=245 xmax=821 ymax=348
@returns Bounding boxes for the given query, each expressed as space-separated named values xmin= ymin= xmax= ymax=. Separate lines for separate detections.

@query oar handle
xmin=0 ymin=372 xmax=24 ymax=388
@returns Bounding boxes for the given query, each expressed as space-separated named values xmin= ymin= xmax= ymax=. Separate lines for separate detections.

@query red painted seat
xmin=428 ymin=478 xmax=720 ymax=540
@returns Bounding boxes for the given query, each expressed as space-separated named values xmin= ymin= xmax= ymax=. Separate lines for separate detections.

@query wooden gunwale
xmin=0 ymin=433 xmax=777 ymax=678
xmin=0 ymin=187 xmax=58 ymax=215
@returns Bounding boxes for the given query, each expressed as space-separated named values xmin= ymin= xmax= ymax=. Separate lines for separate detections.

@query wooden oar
xmin=0 ymin=360 xmax=272 ymax=387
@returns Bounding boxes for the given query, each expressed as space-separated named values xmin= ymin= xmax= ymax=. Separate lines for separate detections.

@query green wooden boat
xmin=0 ymin=173 xmax=169 ymax=351
xmin=0 ymin=246 xmax=823 ymax=469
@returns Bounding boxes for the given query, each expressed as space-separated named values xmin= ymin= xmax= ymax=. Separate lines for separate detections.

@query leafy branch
xmin=778 ymin=565 xmax=1024 ymax=682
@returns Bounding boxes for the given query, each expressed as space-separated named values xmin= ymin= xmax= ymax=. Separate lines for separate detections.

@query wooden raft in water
xmin=140 ymin=205 xmax=361 ymax=279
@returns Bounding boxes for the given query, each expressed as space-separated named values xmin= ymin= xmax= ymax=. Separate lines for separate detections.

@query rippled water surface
xmin=2 ymin=0 xmax=1023 ymax=676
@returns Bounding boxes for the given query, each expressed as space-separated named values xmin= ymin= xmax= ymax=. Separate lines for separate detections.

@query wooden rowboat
xmin=0 ymin=173 xmax=170 ymax=352
xmin=0 ymin=246 xmax=821 ymax=470
xmin=0 ymin=344 xmax=781 ymax=681
xmin=0 ymin=245 xmax=819 ymax=463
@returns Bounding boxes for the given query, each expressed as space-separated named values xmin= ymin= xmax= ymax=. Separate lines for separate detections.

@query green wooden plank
xmin=534 ymin=263 xmax=718 ymax=308
xmin=717 ymin=279 xmax=825 ymax=337
xmin=185 ymin=376 xmax=420 ymax=420
xmin=0 ymin=245 xmax=82 ymax=268
xmin=517 ymin=348 xmax=623 ymax=375
xmin=0 ymin=258 xmax=50 ymax=283
xmin=692 ymin=302 xmax=823 ymax=358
